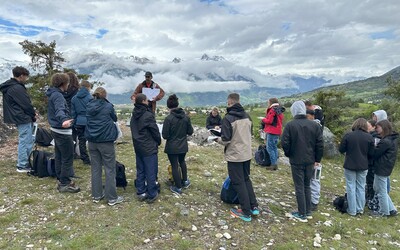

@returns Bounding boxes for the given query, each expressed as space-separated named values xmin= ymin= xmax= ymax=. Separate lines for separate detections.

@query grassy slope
xmin=0 ymin=114 xmax=400 ymax=249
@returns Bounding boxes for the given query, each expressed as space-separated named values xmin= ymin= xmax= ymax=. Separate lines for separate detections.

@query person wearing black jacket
xmin=130 ymin=93 xmax=161 ymax=203
xmin=0 ymin=66 xmax=36 ymax=172
xmin=162 ymin=94 xmax=194 ymax=194
xmin=281 ymin=100 xmax=323 ymax=222
xmin=206 ymin=107 xmax=222 ymax=129
xmin=371 ymin=120 xmax=398 ymax=217
xmin=338 ymin=118 xmax=374 ymax=216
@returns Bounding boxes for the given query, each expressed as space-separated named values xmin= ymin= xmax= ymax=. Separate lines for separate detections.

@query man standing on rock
xmin=130 ymin=71 xmax=165 ymax=114
xmin=217 ymin=93 xmax=259 ymax=222
xmin=0 ymin=66 xmax=36 ymax=172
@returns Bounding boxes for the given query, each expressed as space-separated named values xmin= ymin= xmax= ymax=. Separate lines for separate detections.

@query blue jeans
xmin=344 ymin=169 xmax=367 ymax=215
xmin=374 ymin=174 xmax=396 ymax=215
xmin=17 ymin=122 xmax=34 ymax=168
xmin=136 ymin=154 xmax=158 ymax=199
xmin=266 ymin=133 xmax=279 ymax=165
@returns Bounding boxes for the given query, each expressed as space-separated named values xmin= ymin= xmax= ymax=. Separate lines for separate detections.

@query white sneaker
xmin=108 ymin=196 xmax=124 ymax=206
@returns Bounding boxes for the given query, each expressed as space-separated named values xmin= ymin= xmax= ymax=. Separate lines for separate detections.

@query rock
xmin=313 ymin=242 xmax=322 ymax=248
xmin=218 ymin=220 xmax=226 ymax=226
xmin=204 ymin=171 xmax=212 ymax=177
xmin=215 ymin=233 xmax=223 ymax=239
xmin=144 ymin=239 xmax=151 ymax=244
xmin=26 ymin=244 xmax=34 ymax=248
xmin=323 ymin=220 xmax=333 ymax=227
xmin=191 ymin=225 xmax=197 ymax=231
xmin=320 ymin=212 xmax=330 ymax=217
xmin=223 ymin=232 xmax=231 ymax=239
xmin=1 ymin=187 xmax=8 ymax=194
xmin=323 ymin=127 xmax=339 ymax=158
xmin=198 ymin=211 xmax=203 ymax=216
xmin=314 ymin=233 xmax=322 ymax=244
xmin=221 ymin=225 xmax=228 ymax=230
xmin=333 ymin=234 xmax=341 ymax=240
xmin=180 ymin=208 xmax=189 ymax=216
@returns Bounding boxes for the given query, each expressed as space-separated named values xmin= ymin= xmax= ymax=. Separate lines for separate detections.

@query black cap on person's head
xmin=145 ymin=71 xmax=152 ymax=77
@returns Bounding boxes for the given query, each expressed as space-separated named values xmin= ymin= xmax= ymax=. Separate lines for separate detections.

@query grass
xmin=1 ymin=121 xmax=400 ymax=249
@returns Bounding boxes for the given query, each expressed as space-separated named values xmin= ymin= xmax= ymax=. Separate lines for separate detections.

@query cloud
xmin=0 ymin=0 xmax=399 ymax=80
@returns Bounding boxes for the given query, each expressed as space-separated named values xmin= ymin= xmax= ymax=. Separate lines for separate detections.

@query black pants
xmin=366 ymin=165 xmax=375 ymax=200
xmin=75 ymin=125 xmax=90 ymax=163
xmin=51 ymin=131 xmax=74 ymax=185
xmin=228 ymin=160 xmax=258 ymax=216
xmin=167 ymin=153 xmax=187 ymax=188
xmin=291 ymin=164 xmax=314 ymax=216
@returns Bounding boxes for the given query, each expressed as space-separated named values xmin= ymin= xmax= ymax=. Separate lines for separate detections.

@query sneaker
xmin=182 ymin=180 xmax=191 ymax=189
xmin=251 ymin=207 xmax=260 ymax=216
xmin=92 ymin=195 xmax=105 ymax=203
xmin=266 ymin=165 xmax=278 ymax=171
xmin=290 ymin=212 xmax=308 ymax=222
xmin=311 ymin=203 xmax=318 ymax=211
xmin=306 ymin=212 xmax=313 ymax=220
xmin=17 ymin=167 xmax=32 ymax=173
xmin=389 ymin=210 xmax=398 ymax=217
xmin=230 ymin=208 xmax=252 ymax=222
xmin=170 ymin=186 xmax=182 ymax=195
xmin=58 ymin=182 xmax=81 ymax=193
xmin=146 ymin=193 xmax=158 ymax=204
xmin=369 ymin=211 xmax=386 ymax=217
xmin=137 ymin=193 xmax=147 ymax=201
xmin=108 ymin=196 xmax=124 ymax=206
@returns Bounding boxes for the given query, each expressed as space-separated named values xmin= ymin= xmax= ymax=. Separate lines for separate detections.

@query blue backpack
xmin=220 ymin=176 xmax=239 ymax=204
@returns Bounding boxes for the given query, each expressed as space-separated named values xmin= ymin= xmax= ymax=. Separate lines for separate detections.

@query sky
xmin=0 ymin=0 xmax=399 ymax=80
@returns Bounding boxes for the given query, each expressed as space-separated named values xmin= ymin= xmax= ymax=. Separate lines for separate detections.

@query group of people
xmin=1 ymin=67 xmax=397 ymax=220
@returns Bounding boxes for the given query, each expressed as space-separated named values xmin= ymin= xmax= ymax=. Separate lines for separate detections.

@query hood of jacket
xmin=46 ymin=87 xmax=63 ymax=97
xmin=87 ymin=98 xmax=110 ymax=116
xmin=75 ymin=87 xmax=90 ymax=99
xmin=373 ymin=110 xmax=387 ymax=122
xmin=0 ymin=78 xmax=24 ymax=93
xmin=226 ymin=103 xmax=245 ymax=118
xmin=170 ymin=108 xmax=185 ymax=119
xmin=133 ymin=103 xmax=151 ymax=119
xmin=290 ymin=100 xmax=306 ymax=117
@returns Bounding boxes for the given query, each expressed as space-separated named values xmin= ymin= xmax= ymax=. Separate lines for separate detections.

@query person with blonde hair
xmin=86 ymin=87 xmax=123 ymax=206
xmin=46 ymin=73 xmax=80 ymax=193
xmin=339 ymin=118 xmax=374 ymax=216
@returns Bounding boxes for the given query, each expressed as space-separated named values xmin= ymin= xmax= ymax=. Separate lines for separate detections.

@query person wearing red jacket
xmin=262 ymin=98 xmax=285 ymax=170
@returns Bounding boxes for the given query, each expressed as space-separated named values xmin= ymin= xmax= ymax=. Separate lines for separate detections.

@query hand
xmin=314 ymin=162 xmax=320 ymax=169
xmin=62 ymin=119 xmax=74 ymax=128
xmin=214 ymin=126 xmax=220 ymax=130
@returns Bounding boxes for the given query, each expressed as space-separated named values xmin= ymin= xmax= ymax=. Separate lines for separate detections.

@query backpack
xmin=35 ymin=127 xmax=53 ymax=147
xmin=313 ymin=106 xmax=325 ymax=127
xmin=271 ymin=106 xmax=285 ymax=127
xmin=220 ymin=176 xmax=239 ymax=204
xmin=28 ymin=150 xmax=56 ymax=178
xmin=333 ymin=194 xmax=348 ymax=213
xmin=116 ymin=161 xmax=128 ymax=189
xmin=254 ymin=144 xmax=271 ymax=166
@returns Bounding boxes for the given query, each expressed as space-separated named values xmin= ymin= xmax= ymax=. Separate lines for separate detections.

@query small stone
xmin=333 ymin=234 xmax=341 ymax=241
xmin=223 ymin=232 xmax=231 ymax=239
xmin=1 ymin=187 xmax=8 ymax=194
xmin=231 ymin=243 xmax=237 ymax=246
xmin=198 ymin=211 xmax=203 ymax=216
xmin=144 ymin=239 xmax=151 ymax=244
xmin=215 ymin=233 xmax=223 ymax=239
xmin=221 ymin=225 xmax=228 ymax=230
xmin=320 ymin=212 xmax=330 ymax=217
xmin=204 ymin=171 xmax=212 ymax=177
xmin=180 ymin=208 xmax=189 ymax=216
xmin=218 ymin=220 xmax=226 ymax=226
xmin=313 ymin=242 xmax=322 ymax=248
xmin=26 ymin=244 xmax=34 ymax=248
xmin=323 ymin=220 xmax=333 ymax=227
xmin=191 ymin=225 xmax=197 ymax=231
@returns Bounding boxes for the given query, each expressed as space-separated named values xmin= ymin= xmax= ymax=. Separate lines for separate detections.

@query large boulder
xmin=188 ymin=126 xmax=211 ymax=146
xmin=0 ymin=95 xmax=16 ymax=145
xmin=323 ymin=127 xmax=339 ymax=158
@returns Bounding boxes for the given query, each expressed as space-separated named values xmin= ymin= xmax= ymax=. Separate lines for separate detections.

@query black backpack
xmin=333 ymin=194 xmax=348 ymax=213
xmin=35 ymin=127 xmax=53 ymax=147
xmin=116 ymin=161 xmax=128 ymax=190
xmin=28 ymin=150 xmax=56 ymax=178
xmin=314 ymin=108 xmax=325 ymax=127
xmin=220 ymin=176 xmax=239 ymax=204
xmin=254 ymin=145 xmax=271 ymax=166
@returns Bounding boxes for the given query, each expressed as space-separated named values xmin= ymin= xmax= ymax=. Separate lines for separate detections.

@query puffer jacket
xmin=46 ymin=87 xmax=70 ymax=129
xmin=71 ymin=87 xmax=93 ymax=126
xmin=162 ymin=108 xmax=194 ymax=154
xmin=262 ymin=103 xmax=285 ymax=135
xmin=373 ymin=132 xmax=399 ymax=176
xmin=85 ymin=98 xmax=118 ymax=143
xmin=130 ymin=103 xmax=161 ymax=156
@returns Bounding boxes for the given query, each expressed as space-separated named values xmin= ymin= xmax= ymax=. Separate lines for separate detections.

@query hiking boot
xmin=182 ymin=180 xmax=191 ymax=189
xmin=146 ymin=193 xmax=158 ymax=204
xmin=108 ymin=196 xmax=124 ymax=206
xmin=311 ymin=203 xmax=318 ymax=211
xmin=92 ymin=195 xmax=105 ymax=203
xmin=137 ymin=193 xmax=147 ymax=201
xmin=230 ymin=208 xmax=252 ymax=222
xmin=170 ymin=186 xmax=182 ymax=195
xmin=389 ymin=210 xmax=398 ymax=217
xmin=290 ymin=212 xmax=308 ymax=222
xmin=58 ymin=182 xmax=81 ymax=193
xmin=17 ymin=167 xmax=32 ymax=173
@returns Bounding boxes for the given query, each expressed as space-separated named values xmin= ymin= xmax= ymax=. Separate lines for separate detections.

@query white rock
xmin=320 ymin=212 xmax=330 ymax=217
xmin=144 ymin=239 xmax=151 ymax=244
xmin=26 ymin=244 xmax=34 ymax=248
xmin=231 ymin=243 xmax=237 ymax=246
xmin=333 ymin=234 xmax=341 ymax=241
xmin=313 ymin=242 xmax=322 ymax=248
xmin=223 ymin=232 xmax=231 ymax=239
xmin=191 ymin=225 xmax=197 ymax=231
xmin=197 ymin=211 xmax=203 ymax=216
xmin=221 ymin=225 xmax=228 ymax=230
xmin=323 ymin=220 xmax=333 ymax=227
xmin=314 ymin=234 xmax=322 ymax=244
xmin=215 ymin=233 xmax=223 ymax=239
xmin=204 ymin=171 xmax=212 ymax=177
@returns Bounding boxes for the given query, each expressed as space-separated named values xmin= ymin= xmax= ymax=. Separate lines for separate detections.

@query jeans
xmin=291 ymin=164 xmax=314 ymax=216
xmin=228 ymin=160 xmax=258 ymax=216
xmin=51 ymin=131 xmax=74 ymax=185
xmin=136 ymin=153 xmax=158 ymax=199
xmin=266 ymin=133 xmax=279 ymax=165
xmin=374 ymin=174 xmax=396 ymax=215
xmin=167 ymin=153 xmax=187 ymax=189
xmin=17 ymin=122 xmax=34 ymax=168
xmin=75 ymin=125 xmax=90 ymax=163
xmin=89 ymin=142 xmax=117 ymax=201
xmin=344 ymin=169 xmax=367 ymax=215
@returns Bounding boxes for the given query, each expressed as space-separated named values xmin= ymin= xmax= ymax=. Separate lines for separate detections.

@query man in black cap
xmin=131 ymin=71 xmax=165 ymax=113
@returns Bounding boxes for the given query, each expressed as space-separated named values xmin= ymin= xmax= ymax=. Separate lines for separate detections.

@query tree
xmin=19 ymin=40 xmax=65 ymax=74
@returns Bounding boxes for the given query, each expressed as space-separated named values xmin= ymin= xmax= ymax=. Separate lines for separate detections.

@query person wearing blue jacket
xmin=85 ymin=87 xmax=123 ymax=206
xmin=71 ymin=80 xmax=92 ymax=165
xmin=46 ymin=73 xmax=80 ymax=193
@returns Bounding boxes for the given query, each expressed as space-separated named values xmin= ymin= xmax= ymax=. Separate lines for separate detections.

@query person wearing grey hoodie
xmin=281 ymin=100 xmax=324 ymax=222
